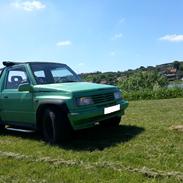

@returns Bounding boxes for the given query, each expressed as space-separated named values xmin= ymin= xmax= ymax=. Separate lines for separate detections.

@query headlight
xmin=76 ymin=97 xmax=94 ymax=106
xmin=114 ymin=91 xmax=122 ymax=100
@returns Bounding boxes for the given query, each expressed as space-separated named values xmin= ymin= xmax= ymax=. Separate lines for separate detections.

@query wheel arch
xmin=36 ymin=100 xmax=69 ymax=131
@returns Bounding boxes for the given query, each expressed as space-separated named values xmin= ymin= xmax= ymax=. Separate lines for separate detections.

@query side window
xmin=33 ymin=70 xmax=47 ymax=84
xmin=5 ymin=67 xmax=29 ymax=89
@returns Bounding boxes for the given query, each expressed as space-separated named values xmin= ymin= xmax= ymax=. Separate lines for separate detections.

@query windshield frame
xmin=0 ymin=68 xmax=5 ymax=78
xmin=29 ymin=62 xmax=81 ymax=85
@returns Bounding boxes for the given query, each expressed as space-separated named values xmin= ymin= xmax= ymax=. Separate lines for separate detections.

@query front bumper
xmin=68 ymin=100 xmax=128 ymax=130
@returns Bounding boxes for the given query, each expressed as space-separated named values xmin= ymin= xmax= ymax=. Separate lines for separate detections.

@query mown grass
xmin=0 ymin=98 xmax=183 ymax=183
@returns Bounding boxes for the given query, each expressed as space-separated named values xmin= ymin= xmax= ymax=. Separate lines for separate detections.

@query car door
xmin=1 ymin=65 xmax=35 ymax=128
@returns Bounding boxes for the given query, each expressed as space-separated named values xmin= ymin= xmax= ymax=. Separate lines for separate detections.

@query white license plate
xmin=104 ymin=104 xmax=120 ymax=114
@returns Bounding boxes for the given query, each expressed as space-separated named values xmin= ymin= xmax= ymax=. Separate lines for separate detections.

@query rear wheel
xmin=42 ymin=108 xmax=73 ymax=144
xmin=100 ymin=116 xmax=121 ymax=127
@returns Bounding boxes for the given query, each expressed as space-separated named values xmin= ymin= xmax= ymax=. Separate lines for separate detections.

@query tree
xmin=179 ymin=64 xmax=183 ymax=71
xmin=173 ymin=61 xmax=180 ymax=70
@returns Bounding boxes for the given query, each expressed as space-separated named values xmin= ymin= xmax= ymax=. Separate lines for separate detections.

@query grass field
xmin=0 ymin=98 xmax=183 ymax=183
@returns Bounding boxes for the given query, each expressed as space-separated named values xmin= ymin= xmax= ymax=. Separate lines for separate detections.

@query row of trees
xmin=81 ymin=70 xmax=169 ymax=92
xmin=80 ymin=61 xmax=183 ymax=86
xmin=81 ymin=70 xmax=181 ymax=100
xmin=80 ymin=61 xmax=183 ymax=100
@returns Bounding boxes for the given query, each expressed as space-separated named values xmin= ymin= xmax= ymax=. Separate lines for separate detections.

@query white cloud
xmin=112 ymin=33 xmax=123 ymax=40
xmin=12 ymin=0 xmax=46 ymax=12
xmin=159 ymin=34 xmax=183 ymax=42
xmin=56 ymin=40 xmax=72 ymax=47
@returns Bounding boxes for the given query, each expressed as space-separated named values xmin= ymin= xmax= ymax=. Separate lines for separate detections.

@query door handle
xmin=4 ymin=96 xmax=8 ymax=99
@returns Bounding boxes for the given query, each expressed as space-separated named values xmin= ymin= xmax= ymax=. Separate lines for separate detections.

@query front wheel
xmin=0 ymin=124 xmax=5 ymax=133
xmin=100 ymin=116 xmax=121 ymax=127
xmin=42 ymin=108 xmax=73 ymax=144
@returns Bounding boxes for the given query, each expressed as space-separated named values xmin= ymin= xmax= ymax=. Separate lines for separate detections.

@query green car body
xmin=0 ymin=62 xmax=128 ymax=142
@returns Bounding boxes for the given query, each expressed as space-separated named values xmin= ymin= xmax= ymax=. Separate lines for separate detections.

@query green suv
xmin=0 ymin=62 xmax=128 ymax=143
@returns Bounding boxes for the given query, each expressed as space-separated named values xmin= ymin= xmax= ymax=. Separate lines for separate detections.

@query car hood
xmin=33 ymin=82 xmax=116 ymax=93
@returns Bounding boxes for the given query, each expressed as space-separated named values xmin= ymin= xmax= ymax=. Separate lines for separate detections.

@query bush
xmin=118 ymin=71 xmax=168 ymax=91
xmin=122 ymin=88 xmax=183 ymax=101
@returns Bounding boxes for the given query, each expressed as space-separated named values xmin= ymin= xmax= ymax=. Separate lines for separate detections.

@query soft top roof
xmin=2 ymin=61 xmax=66 ymax=67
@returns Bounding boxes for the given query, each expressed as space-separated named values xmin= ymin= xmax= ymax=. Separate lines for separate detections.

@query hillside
xmin=80 ymin=61 xmax=183 ymax=85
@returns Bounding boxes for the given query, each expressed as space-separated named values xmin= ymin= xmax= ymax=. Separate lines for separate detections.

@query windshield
xmin=30 ymin=63 xmax=81 ymax=84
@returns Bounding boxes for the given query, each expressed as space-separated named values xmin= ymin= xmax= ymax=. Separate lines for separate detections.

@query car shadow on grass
xmin=0 ymin=125 xmax=144 ymax=151
xmin=0 ymin=127 xmax=41 ymax=141
xmin=60 ymin=125 xmax=145 ymax=151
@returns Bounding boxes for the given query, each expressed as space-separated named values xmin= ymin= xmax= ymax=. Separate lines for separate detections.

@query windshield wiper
xmin=63 ymin=80 xmax=77 ymax=83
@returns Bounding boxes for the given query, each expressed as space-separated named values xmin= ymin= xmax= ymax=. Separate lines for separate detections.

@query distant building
xmin=165 ymin=73 xmax=176 ymax=81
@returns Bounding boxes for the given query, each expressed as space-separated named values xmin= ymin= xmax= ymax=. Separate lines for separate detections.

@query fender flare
xmin=36 ymin=100 xmax=70 ymax=130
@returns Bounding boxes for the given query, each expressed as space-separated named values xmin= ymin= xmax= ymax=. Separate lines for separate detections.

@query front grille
xmin=92 ymin=93 xmax=114 ymax=104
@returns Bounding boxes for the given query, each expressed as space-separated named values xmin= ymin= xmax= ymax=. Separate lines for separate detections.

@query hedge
xmin=122 ymin=88 xmax=183 ymax=101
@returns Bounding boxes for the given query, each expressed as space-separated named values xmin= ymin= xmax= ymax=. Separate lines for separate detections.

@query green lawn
xmin=0 ymin=98 xmax=183 ymax=183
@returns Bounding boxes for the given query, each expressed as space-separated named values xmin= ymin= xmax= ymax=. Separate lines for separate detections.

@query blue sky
xmin=0 ymin=0 xmax=183 ymax=73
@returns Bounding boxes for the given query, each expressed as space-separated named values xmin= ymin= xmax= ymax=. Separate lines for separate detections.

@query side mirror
xmin=18 ymin=83 xmax=33 ymax=92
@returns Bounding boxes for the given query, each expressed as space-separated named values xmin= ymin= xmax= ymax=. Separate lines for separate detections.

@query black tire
xmin=42 ymin=108 xmax=73 ymax=144
xmin=100 ymin=116 xmax=121 ymax=127
xmin=0 ymin=124 xmax=5 ymax=133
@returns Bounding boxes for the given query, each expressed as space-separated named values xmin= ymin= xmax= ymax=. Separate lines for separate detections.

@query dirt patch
xmin=169 ymin=125 xmax=183 ymax=132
